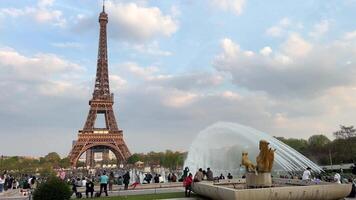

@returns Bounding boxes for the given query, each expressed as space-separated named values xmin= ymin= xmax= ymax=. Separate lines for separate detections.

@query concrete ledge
xmin=192 ymin=180 xmax=352 ymax=200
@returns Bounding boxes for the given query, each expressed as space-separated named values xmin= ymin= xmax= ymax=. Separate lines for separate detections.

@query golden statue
xmin=256 ymin=140 xmax=275 ymax=173
xmin=241 ymin=152 xmax=256 ymax=172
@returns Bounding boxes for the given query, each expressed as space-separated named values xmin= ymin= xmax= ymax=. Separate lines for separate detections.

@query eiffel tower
xmin=69 ymin=4 xmax=131 ymax=167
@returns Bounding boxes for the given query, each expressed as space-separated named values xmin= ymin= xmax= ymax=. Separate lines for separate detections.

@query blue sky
xmin=0 ymin=0 xmax=356 ymax=157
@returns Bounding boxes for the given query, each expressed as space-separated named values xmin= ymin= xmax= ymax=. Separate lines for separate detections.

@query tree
xmin=276 ymin=137 xmax=308 ymax=155
xmin=308 ymin=135 xmax=330 ymax=148
xmin=33 ymin=176 xmax=71 ymax=200
xmin=333 ymin=125 xmax=356 ymax=139
xmin=127 ymin=154 xmax=141 ymax=164
xmin=44 ymin=152 xmax=61 ymax=165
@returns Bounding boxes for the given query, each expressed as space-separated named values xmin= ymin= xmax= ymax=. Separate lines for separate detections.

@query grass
xmin=94 ymin=192 xmax=198 ymax=200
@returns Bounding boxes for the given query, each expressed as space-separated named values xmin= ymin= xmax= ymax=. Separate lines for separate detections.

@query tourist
xmin=181 ymin=167 xmax=189 ymax=181
xmin=117 ymin=176 xmax=123 ymax=185
xmin=227 ymin=173 xmax=233 ymax=179
xmin=144 ymin=173 xmax=152 ymax=184
xmin=154 ymin=174 xmax=160 ymax=183
xmin=0 ymin=175 xmax=4 ymax=193
xmin=71 ymin=178 xmax=77 ymax=195
xmin=334 ymin=170 xmax=341 ymax=184
xmin=130 ymin=174 xmax=140 ymax=189
xmin=194 ymin=168 xmax=204 ymax=182
xmin=30 ymin=176 xmax=36 ymax=189
xmin=219 ymin=173 xmax=225 ymax=180
xmin=183 ymin=173 xmax=193 ymax=197
xmin=123 ymin=171 xmax=130 ymax=190
xmin=302 ymin=167 xmax=311 ymax=181
xmin=171 ymin=173 xmax=177 ymax=182
xmin=99 ymin=172 xmax=109 ymax=196
xmin=352 ymin=163 xmax=356 ymax=175
xmin=81 ymin=177 xmax=87 ymax=188
xmin=206 ymin=168 xmax=214 ymax=181
xmin=109 ymin=172 xmax=114 ymax=191
xmin=85 ymin=178 xmax=95 ymax=198
xmin=159 ymin=174 xmax=164 ymax=183
xmin=167 ymin=173 xmax=172 ymax=182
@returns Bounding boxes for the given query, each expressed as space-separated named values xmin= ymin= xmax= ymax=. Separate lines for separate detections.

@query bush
xmin=33 ymin=176 xmax=72 ymax=200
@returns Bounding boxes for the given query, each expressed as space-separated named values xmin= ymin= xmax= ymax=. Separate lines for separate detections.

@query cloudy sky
xmin=0 ymin=0 xmax=355 ymax=157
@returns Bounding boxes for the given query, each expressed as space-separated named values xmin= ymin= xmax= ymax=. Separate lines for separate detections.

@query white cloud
xmin=344 ymin=30 xmax=356 ymax=40
xmin=211 ymin=0 xmax=246 ymax=15
xmin=260 ymin=46 xmax=272 ymax=56
xmin=0 ymin=0 xmax=66 ymax=27
xmin=51 ymin=42 xmax=83 ymax=49
xmin=129 ymin=41 xmax=172 ymax=56
xmin=266 ymin=26 xmax=283 ymax=37
xmin=164 ymin=90 xmax=198 ymax=108
xmin=281 ymin=33 xmax=313 ymax=58
xmin=122 ymin=62 xmax=159 ymax=79
xmin=214 ymin=34 xmax=356 ymax=97
xmin=106 ymin=1 xmax=178 ymax=41
xmin=309 ymin=20 xmax=329 ymax=38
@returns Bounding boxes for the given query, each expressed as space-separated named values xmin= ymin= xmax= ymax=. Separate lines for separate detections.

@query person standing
xmin=85 ymin=178 xmax=94 ymax=198
xmin=99 ymin=172 xmax=109 ymax=197
xmin=0 ymin=175 xmax=5 ymax=193
xmin=117 ymin=176 xmax=123 ymax=186
xmin=171 ymin=173 xmax=177 ymax=182
xmin=109 ymin=172 xmax=114 ymax=191
xmin=154 ymin=174 xmax=160 ymax=183
xmin=302 ymin=167 xmax=311 ymax=181
xmin=123 ymin=171 xmax=130 ymax=190
xmin=183 ymin=173 xmax=193 ymax=197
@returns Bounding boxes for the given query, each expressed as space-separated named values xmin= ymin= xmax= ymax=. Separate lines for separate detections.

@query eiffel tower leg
xmin=103 ymin=149 xmax=110 ymax=163
xmin=106 ymin=109 xmax=118 ymax=130
xmin=83 ymin=109 xmax=97 ymax=131
xmin=86 ymin=149 xmax=94 ymax=168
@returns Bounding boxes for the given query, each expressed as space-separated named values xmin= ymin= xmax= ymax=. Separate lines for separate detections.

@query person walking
xmin=183 ymin=173 xmax=193 ymax=197
xmin=130 ymin=174 xmax=140 ymax=189
xmin=99 ymin=172 xmax=109 ymax=197
xmin=123 ymin=171 xmax=130 ymax=190
xmin=85 ymin=178 xmax=94 ymax=198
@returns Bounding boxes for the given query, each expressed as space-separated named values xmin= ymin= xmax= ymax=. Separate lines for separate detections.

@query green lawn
xmin=94 ymin=192 xmax=197 ymax=200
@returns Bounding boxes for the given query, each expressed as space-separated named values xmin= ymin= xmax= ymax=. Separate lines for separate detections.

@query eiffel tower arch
xmin=69 ymin=4 xmax=131 ymax=168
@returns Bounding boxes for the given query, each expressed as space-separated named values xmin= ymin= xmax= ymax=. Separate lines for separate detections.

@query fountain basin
xmin=192 ymin=179 xmax=352 ymax=200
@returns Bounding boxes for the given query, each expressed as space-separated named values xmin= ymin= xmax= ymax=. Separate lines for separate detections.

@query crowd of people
xmin=1 ymin=163 xmax=355 ymax=198
xmin=0 ymin=172 xmax=37 ymax=196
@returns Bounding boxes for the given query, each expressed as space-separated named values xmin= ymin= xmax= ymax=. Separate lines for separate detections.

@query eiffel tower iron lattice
xmin=69 ymin=4 xmax=131 ymax=167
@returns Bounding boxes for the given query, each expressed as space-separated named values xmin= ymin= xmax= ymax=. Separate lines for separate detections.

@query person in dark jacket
xmin=123 ymin=172 xmax=130 ymax=190
xmin=85 ymin=178 xmax=94 ymax=198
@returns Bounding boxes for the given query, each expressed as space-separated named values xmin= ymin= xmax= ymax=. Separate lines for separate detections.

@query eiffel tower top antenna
xmin=102 ymin=0 xmax=105 ymax=12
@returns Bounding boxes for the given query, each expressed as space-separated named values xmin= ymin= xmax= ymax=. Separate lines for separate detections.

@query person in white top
xmin=302 ymin=167 xmax=312 ymax=181
xmin=334 ymin=172 xmax=341 ymax=184
xmin=0 ymin=175 xmax=5 ymax=193
xmin=81 ymin=178 xmax=87 ymax=188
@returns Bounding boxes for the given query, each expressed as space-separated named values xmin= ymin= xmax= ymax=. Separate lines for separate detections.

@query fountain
xmin=185 ymin=122 xmax=352 ymax=200
xmin=185 ymin=122 xmax=322 ymax=176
